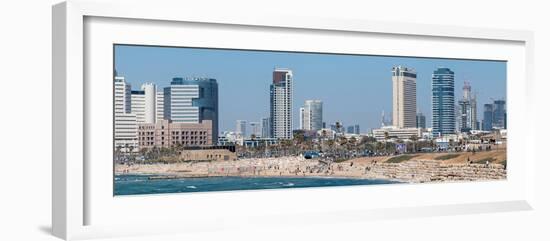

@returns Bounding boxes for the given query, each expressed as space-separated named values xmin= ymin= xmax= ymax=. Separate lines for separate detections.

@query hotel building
xmin=270 ymin=68 xmax=293 ymax=139
xmin=392 ymin=66 xmax=417 ymax=128
xmin=164 ymin=77 xmax=218 ymax=141
xmin=300 ymin=100 xmax=323 ymax=131
xmin=138 ymin=120 xmax=213 ymax=150
xmin=432 ymin=67 xmax=456 ymax=137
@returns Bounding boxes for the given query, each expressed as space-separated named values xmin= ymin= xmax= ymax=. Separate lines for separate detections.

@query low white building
xmin=316 ymin=128 xmax=336 ymax=140
xmin=372 ymin=126 xmax=421 ymax=141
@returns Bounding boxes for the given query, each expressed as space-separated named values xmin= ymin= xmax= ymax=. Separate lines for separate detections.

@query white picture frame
xmin=52 ymin=0 xmax=535 ymax=240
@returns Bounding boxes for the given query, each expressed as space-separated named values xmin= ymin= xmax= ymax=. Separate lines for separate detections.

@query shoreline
xmin=115 ymin=155 xmax=506 ymax=184
xmin=116 ymin=172 xmax=405 ymax=183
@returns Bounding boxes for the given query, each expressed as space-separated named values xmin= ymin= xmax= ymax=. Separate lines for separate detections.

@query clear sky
xmin=114 ymin=44 xmax=506 ymax=133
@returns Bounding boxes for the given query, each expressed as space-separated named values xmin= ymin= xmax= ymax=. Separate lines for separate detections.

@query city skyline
xmin=114 ymin=45 xmax=507 ymax=133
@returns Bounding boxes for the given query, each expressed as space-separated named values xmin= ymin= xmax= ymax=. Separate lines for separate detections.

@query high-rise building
xmin=141 ymin=83 xmax=156 ymax=124
xmin=416 ymin=112 xmax=426 ymax=129
xmin=270 ymin=68 xmax=293 ymax=139
xmin=482 ymin=103 xmax=494 ymax=131
xmin=300 ymin=100 xmax=323 ymax=131
xmin=432 ymin=67 xmax=455 ymax=137
xmin=164 ymin=77 xmax=218 ymax=141
xmin=156 ymin=91 xmax=164 ymax=123
xmin=261 ymin=117 xmax=271 ymax=138
xmin=249 ymin=122 xmax=261 ymax=138
xmin=114 ymin=76 xmax=138 ymax=152
xmin=457 ymin=81 xmax=478 ymax=132
xmin=392 ymin=66 xmax=417 ymax=128
xmin=482 ymin=100 xmax=506 ymax=131
xmin=130 ymin=83 xmax=157 ymax=124
xmin=131 ymin=90 xmax=145 ymax=123
xmin=493 ymin=100 xmax=506 ymax=129
xmin=299 ymin=107 xmax=305 ymax=130
xmin=347 ymin=125 xmax=360 ymax=134
xmin=236 ymin=120 xmax=247 ymax=137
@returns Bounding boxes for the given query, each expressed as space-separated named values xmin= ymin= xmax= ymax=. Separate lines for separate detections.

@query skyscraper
xmin=249 ymin=122 xmax=261 ymax=138
xmin=236 ymin=120 xmax=247 ymax=137
xmin=493 ymin=100 xmax=506 ymax=129
xmin=432 ymin=67 xmax=455 ymax=137
xmin=270 ymin=68 xmax=293 ymax=139
xmin=261 ymin=117 xmax=271 ymax=138
xmin=482 ymin=103 xmax=494 ymax=131
xmin=416 ymin=112 xmax=426 ymax=129
xmin=458 ymin=81 xmax=478 ymax=132
xmin=482 ymin=100 xmax=506 ymax=131
xmin=164 ymin=77 xmax=218 ymax=141
xmin=300 ymin=100 xmax=323 ymax=131
xmin=347 ymin=125 xmax=360 ymax=134
xmin=299 ymin=107 xmax=305 ymax=130
xmin=114 ymin=76 xmax=138 ymax=152
xmin=392 ymin=66 xmax=417 ymax=128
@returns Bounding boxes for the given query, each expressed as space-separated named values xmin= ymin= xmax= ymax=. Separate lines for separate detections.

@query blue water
xmin=114 ymin=175 xmax=398 ymax=196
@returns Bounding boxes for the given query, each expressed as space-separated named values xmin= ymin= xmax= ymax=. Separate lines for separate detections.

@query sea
xmin=114 ymin=174 xmax=398 ymax=195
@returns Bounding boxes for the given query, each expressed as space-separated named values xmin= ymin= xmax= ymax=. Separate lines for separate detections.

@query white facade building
xmin=156 ymin=91 xmax=164 ymax=123
xmin=142 ymin=83 xmax=156 ymax=124
xmin=114 ymin=76 xmax=138 ymax=152
xmin=131 ymin=91 xmax=145 ymax=123
xmin=236 ymin=120 xmax=247 ymax=137
xmin=372 ymin=126 xmax=421 ymax=141
xmin=300 ymin=100 xmax=323 ymax=131
xmin=392 ymin=66 xmax=417 ymax=128
xmin=164 ymin=84 xmax=200 ymax=123
xmin=131 ymin=83 xmax=156 ymax=124
xmin=270 ymin=68 xmax=293 ymax=139
xmin=249 ymin=122 xmax=261 ymax=138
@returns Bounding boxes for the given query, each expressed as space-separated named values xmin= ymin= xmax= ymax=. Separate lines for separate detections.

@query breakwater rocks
xmin=116 ymin=156 xmax=506 ymax=183
xmin=359 ymin=160 xmax=506 ymax=183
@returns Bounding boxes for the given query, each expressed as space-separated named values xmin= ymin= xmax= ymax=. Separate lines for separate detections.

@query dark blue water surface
xmin=114 ymin=175 xmax=398 ymax=195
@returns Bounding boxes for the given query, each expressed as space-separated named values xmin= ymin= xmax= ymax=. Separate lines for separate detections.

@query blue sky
xmin=114 ymin=45 xmax=506 ymax=133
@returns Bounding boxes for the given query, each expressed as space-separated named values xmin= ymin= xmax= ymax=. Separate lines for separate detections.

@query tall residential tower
xmin=270 ymin=68 xmax=293 ymax=139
